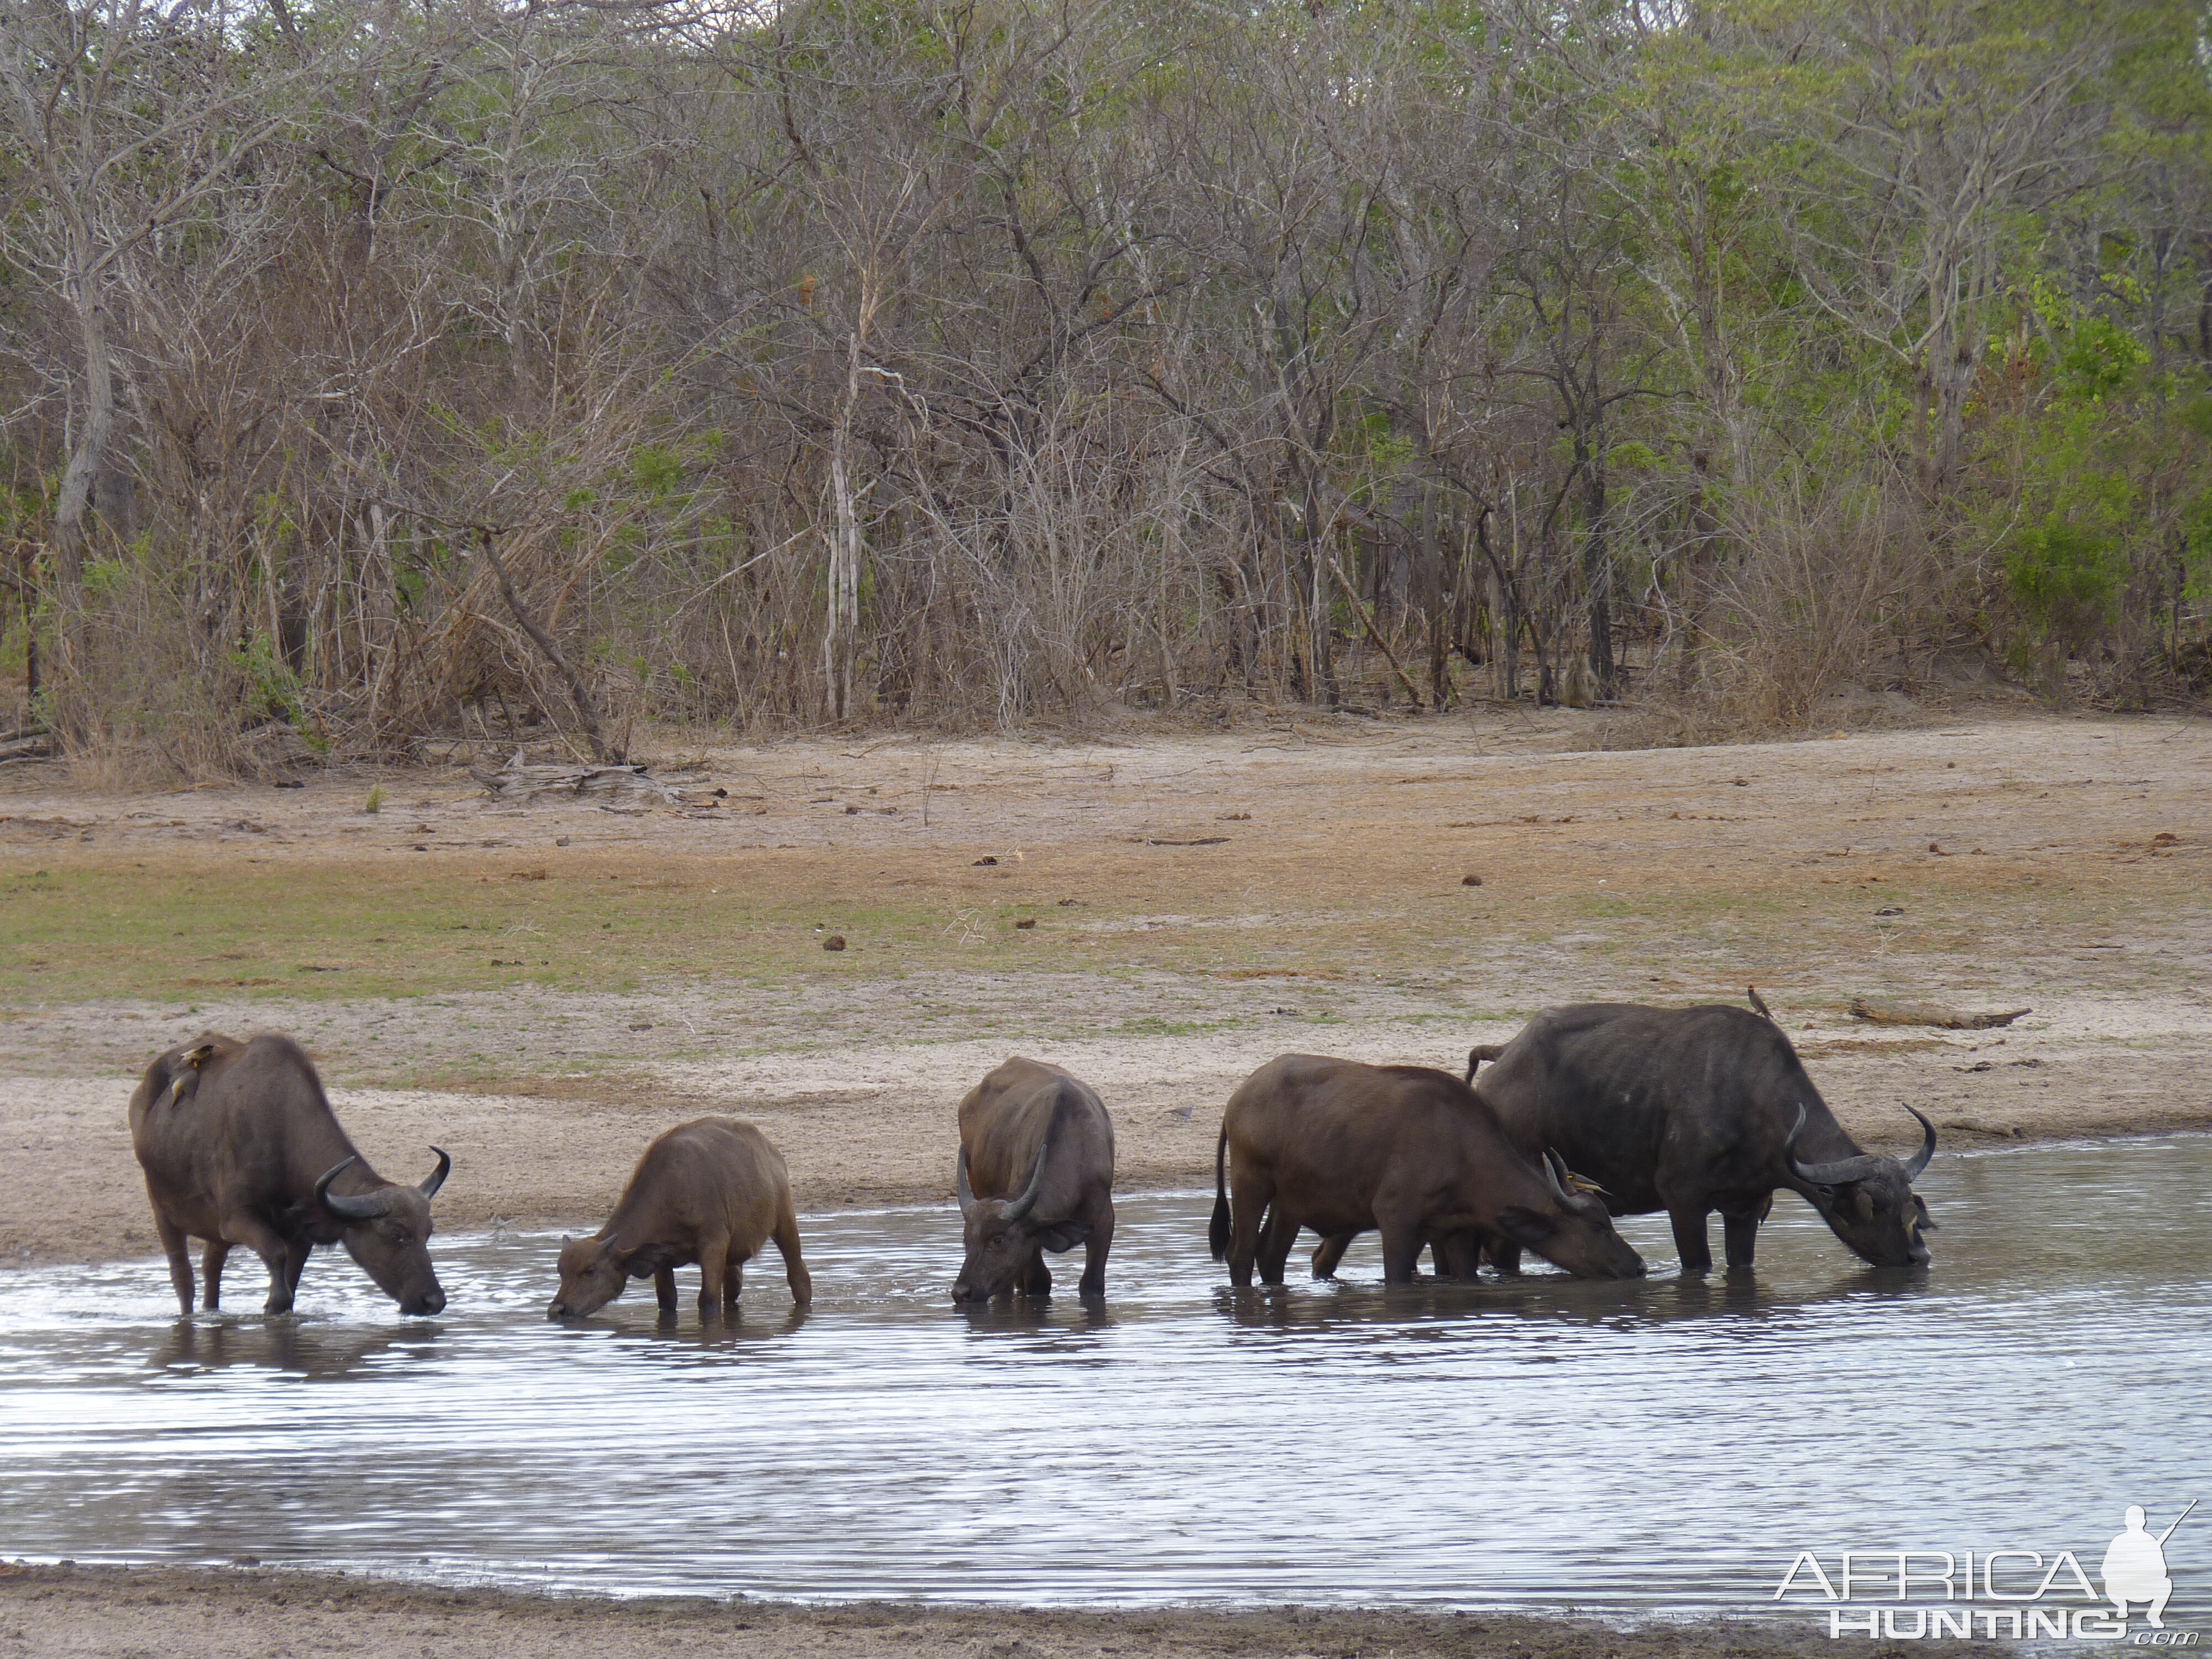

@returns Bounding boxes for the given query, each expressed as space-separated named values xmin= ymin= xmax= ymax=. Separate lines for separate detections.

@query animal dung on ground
xmin=555 ymin=837 xmax=570 ymax=846
xmin=1461 ymin=874 xmax=1483 ymax=886
xmin=1014 ymin=917 xmax=1036 ymax=930
xmin=1848 ymin=997 xmax=2031 ymax=1030
xmin=973 ymin=857 xmax=998 ymax=867
xmin=1928 ymin=842 xmax=1947 ymax=854
xmin=822 ymin=935 xmax=847 ymax=951
xmin=1874 ymin=905 xmax=1903 ymax=916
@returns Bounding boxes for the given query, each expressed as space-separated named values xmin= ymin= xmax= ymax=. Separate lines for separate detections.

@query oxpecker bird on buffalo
xmin=128 ymin=1032 xmax=453 ymax=1317
xmin=952 ymin=1057 xmax=1117 ymax=1302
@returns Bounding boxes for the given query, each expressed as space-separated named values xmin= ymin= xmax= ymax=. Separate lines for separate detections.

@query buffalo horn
xmin=955 ymin=1146 xmax=978 ymax=1217
xmin=418 ymin=1145 xmax=451 ymax=1200
xmin=315 ymin=1155 xmax=390 ymax=1220
xmin=1784 ymin=1106 xmax=1885 ymax=1187
xmin=1542 ymin=1148 xmax=1573 ymax=1205
xmin=1900 ymin=1105 xmax=1936 ymax=1182
xmin=1001 ymin=1126 xmax=1055 ymax=1223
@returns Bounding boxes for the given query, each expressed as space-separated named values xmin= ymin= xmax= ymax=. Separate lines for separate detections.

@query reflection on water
xmin=1 ymin=1136 xmax=2208 ymax=1621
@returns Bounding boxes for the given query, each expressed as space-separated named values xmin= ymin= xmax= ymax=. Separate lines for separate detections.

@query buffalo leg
xmin=1309 ymin=1232 xmax=1354 ymax=1280
xmin=1256 ymin=1207 xmax=1298 ymax=1286
xmin=654 ymin=1266 xmax=679 ymax=1312
xmin=1078 ymin=1204 xmax=1113 ymax=1298
xmin=1670 ymin=1206 xmax=1714 ymax=1274
xmin=773 ymin=1204 xmax=813 ymax=1307
xmin=1432 ymin=1233 xmax=1481 ymax=1281
xmin=1377 ymin=1217 xmax=1424 ymax=1285
xmin=220 ymin=1212 xmax=301 ymax=1314
xmin=201 ymin=1240 xmax=232 ymax=1311
xmin=1722 ymin=1211 xmax=1759 ymax=1270
xmin=723 ymin=1251 xmax=744 ymax=1306
xmin=697 ymin=1235 xmax=730 ymax=1312
xmin=1022 ymin=1250 xmax=1052 ymax=1297
xmin=153 ymin=1212 xmax=195 ymax=1316
xmin=280 ymin=1239 xmax=311 ymax=1301
xmin=1484 ymin=1237 xmax=1524 ymax=1277
xmin=1225 ymin=1170 xmax=1274 ymax=1287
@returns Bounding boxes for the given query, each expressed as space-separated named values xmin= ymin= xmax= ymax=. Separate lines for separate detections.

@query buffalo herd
xmin=126 ymin=995 xmax=1939 ymax=1320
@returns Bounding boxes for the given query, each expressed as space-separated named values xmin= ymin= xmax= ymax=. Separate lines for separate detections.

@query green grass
xmin=2 ymin=851 xmax=2199 ymax=1014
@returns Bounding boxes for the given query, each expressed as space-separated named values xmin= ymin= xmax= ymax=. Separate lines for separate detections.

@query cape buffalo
xmin=1208 ymin=1054 xmax=1645 ymax=1286
xmin=1469 ymin=1001 xmax=1938 ymax=1272
xmin=549 ymin=1117 xmax=811 ymax=1320
xmin=952 ymin=1057 xmax=1116 ymax=1302
xmin=128 ymin=1032 xmax=451 ymax=1316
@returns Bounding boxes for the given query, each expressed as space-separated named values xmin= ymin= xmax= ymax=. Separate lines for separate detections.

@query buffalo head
xmin=1786 ymin=1104 xmax=1937 ymax=1266
xmin=951 ymin=1136 xmax=1088 ymax=1302
xmin=1494 ymin=1150 xmax=1647 ymax=1279
xmin=314 ymin=1149 xmax=451 ymax=1315
xmin=547 ymin=1234 xmax=628 ymax=1318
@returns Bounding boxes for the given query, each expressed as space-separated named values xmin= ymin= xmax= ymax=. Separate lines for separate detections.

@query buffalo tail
xmin=1208 ymin=1125 xmax=1230 ymax=1262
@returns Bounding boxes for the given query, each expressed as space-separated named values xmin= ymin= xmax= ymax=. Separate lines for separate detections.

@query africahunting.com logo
xmin=1773 ymin=1502 xmax=2198 ymax=1642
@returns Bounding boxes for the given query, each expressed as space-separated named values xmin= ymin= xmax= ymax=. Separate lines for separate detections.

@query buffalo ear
xmin=1037 ymin=1224 xmax=1092 ymax=1253
xmin=1494 ymin=1206 xmax=1556 ymax=1247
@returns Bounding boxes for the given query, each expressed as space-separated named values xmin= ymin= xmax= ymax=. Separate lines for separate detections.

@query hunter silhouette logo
xmin=2107 ymin=1503 xmax=2195 ymax=1630
xmin=1772 ymin=1500 xmax=2200 ymax=1642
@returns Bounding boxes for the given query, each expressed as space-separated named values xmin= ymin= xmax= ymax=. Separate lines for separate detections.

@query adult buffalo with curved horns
xmin=1467 ymin=1000 xmax=1937 ymax=1274
xmin=952 ymin=1058 xmax=1116 ymax=1302
xmin=129 ymin=1032 xmax=452 ymax=1316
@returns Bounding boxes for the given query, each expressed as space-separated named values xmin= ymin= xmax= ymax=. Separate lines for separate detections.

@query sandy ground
xmin=0 ymin=1564 xmax=1991 ymax=1659
xmin=3 ymin=707 xmax=2210 ymax=1271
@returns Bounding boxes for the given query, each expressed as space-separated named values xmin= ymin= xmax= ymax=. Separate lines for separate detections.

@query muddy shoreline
xmin=0 ymin=1563 xmax=1996 ymax=1659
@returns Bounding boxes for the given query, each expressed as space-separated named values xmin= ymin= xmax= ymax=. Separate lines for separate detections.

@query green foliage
xmin=2003 ymin=515 xmax=2127 ymax=646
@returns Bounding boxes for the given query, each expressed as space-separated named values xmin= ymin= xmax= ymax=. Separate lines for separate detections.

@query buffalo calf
xmin=549 ymin=1117 xmax=811 ymax=1320
xmin=1211 ymin=1054 xmax=1644 ymax=1286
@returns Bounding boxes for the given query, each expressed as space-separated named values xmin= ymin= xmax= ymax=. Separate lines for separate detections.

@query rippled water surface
xmin=3 ymin=1136 xmax=2208 ymax=1620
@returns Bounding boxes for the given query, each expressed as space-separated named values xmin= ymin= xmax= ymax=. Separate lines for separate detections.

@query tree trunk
xmin=822 ymin=332 xmax=864 ymax=723
xmin=1583 ymin=425 xmax=1614 ymax=698
xmin=53 ymin=260 xmax=117 ymax=609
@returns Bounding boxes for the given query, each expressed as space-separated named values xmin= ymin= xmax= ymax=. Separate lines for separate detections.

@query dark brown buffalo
xmin=549 ymin=1117 xmax=811 ymax=1320
xmin=1208 ymin=1054 xmax=1645 ymax=1285
xmin=128 ymin=1032 xmax=452 ymax=1316
xmin=952 ymin=1057 xmax=1117 ymax=1302
xmin=1470 ymin=1001 xmax=1937 ymax=1272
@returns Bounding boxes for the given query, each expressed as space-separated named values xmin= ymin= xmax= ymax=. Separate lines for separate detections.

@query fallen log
xmin=1847 ymin=997 xmax=2031 ymax=1031
xmin=469 ymin=750 xmax=682 ymax=805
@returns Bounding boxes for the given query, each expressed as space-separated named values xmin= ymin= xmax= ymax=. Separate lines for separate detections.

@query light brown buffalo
xmin=1209 ymin=1053 xmax=1645 ymax=1285
xmin=129 ymin=1032 xmax=452 ymax=1316
xmin=953 ymin=1057 xmax=1116 ymax=1302
xmin=548 ymin=1117 xmax=811 ymax=1320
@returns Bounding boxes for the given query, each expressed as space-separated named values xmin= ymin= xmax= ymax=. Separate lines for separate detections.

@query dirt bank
xmin=4 ymin=709 xmax=2209 ymax=1270
xmin=0 ymin=1564 xmax=1990 ymax=1659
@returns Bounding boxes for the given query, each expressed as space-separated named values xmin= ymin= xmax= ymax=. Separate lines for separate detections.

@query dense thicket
xmin=4 ymin=0 xmax=2209 ymax=769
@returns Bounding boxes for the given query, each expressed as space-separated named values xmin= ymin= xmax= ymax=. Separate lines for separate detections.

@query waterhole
xmin=2 ymin=1136 xmax=2207 ymax=1623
